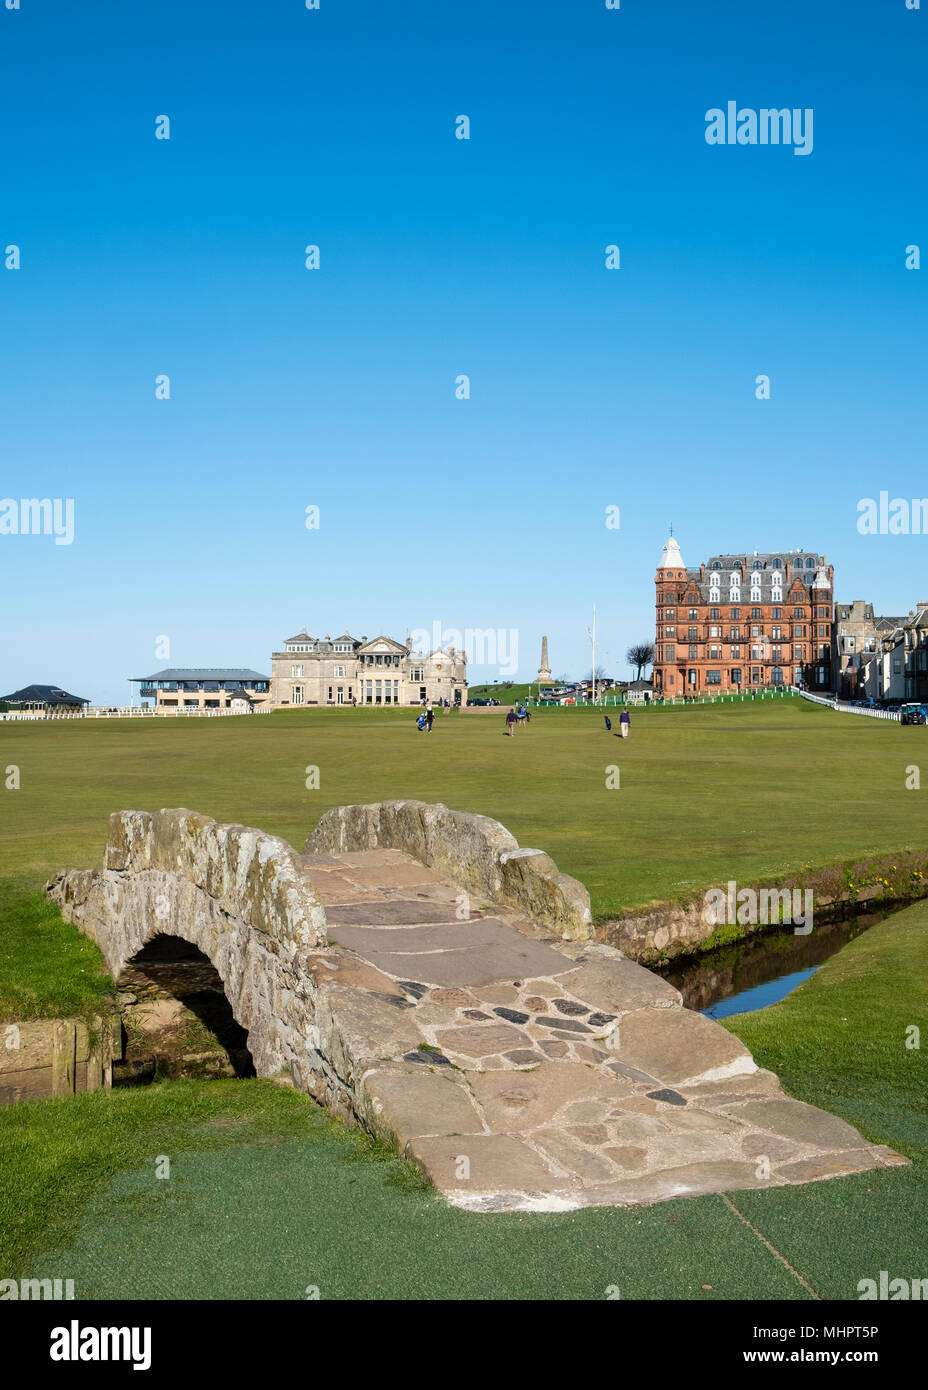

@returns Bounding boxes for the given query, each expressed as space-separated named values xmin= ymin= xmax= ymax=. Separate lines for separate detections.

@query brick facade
xmin=653 ymin=537 xmax=834 ymax=696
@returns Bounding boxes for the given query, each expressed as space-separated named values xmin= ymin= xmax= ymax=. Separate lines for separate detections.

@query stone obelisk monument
xmin=537 ymin=635 xmax=552 ymax=684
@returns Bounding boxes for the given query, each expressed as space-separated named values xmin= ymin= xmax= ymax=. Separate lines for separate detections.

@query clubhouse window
xmin=731 ymin=668 xmax=742 ymax=684
xmin=665 ymin=644 xmax=675 ymax=660
xmin=772 ymin=607 xmax=781 ymax=619
xmin=730 ymin=608 xmax=740 ymax=619
xmin=292 ymin=686 xmax=303 ymax=705
xmin=706 ymin=671 xmax=721 ymax=685
xmin=751 ymin=608 xmax=761 ymax=619
xmin=688 ymin=609 xmax=698 ymax=620
xmin=710 ymin=608 xmax=720 ymax=620
xmin=751 ymin=667 xmax=760 ymax=683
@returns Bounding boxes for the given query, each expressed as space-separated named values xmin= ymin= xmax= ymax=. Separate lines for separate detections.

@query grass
xmin=1 ymin=702 xmax=926 ymax=1297
xmin=466 ymin=682 xmax=535 ymax=701
xmin=0 ymin=877 xmax=114 ymax=1023
xmin=726 ymin=897 xmax=928 ymax=1166
xmin=0 ymin=1077 xmax=427 ymax=1276
xmin=1 ymin=698 xmax=926 ymax=921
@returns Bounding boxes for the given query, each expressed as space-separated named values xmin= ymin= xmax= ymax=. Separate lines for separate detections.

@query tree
xmin=626 ymin=642 xmax=655 ymax=680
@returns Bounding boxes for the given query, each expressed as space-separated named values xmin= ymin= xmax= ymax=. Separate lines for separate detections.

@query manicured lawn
xmin=0 ymin=877 xmax=114 ymax=1023
xmin=1 ymin=699 xmax=925 ymax=919
xmin=726 ymin=896 xmax=928 ymax=1167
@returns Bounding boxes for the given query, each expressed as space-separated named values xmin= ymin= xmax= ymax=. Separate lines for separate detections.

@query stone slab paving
xmin=300 ymin=847 xmax=907 ymax=1213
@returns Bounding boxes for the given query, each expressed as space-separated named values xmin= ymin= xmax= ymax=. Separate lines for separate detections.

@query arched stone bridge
xmin=47 ymin=803 xmax=906 ymax=1212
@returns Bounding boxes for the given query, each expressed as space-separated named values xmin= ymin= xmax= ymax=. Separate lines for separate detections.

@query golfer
xmin=620 ymin=709 xmax=630 ymax=738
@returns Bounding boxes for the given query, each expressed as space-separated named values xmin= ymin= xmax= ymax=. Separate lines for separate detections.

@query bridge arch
xmin=48 ymin=808 xmax=328 ymax=1081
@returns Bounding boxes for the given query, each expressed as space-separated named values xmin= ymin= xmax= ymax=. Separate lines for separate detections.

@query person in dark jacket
xmin=620 ymin=709 xmax=630 ymax=738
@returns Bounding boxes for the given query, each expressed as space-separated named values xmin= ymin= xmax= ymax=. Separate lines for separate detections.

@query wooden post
xmin=51 ymin=1021 xmax=76 ymax=1096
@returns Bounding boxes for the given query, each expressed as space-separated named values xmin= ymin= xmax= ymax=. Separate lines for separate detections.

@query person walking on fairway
xmin=620 ymin=708 xmax=630 ymax=738
xmin=426 ymin=703 xmax=434 ymax=732
xmin=506 ymin=707 xmax=517 ymax=736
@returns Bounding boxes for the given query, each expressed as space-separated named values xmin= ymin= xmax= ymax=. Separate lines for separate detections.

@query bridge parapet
xmin=306 ymin=800 xmax=594 ymax=942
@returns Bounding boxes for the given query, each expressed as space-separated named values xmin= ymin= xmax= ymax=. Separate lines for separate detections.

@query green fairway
xmin=1 ymin=700 xmax=925 ymax=919
xmin=0 ymin=878 xmax=115 ymax=1022
xmin=2 ymin=899 xmax=924 ymax=1300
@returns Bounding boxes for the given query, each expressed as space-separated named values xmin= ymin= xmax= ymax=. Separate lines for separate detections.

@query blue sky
xmin=1 ymin=0 xmax=925 ymax=702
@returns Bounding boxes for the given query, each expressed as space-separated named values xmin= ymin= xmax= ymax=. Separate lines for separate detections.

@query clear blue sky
xmin=1 ymin=0 xmax=925 ymax=702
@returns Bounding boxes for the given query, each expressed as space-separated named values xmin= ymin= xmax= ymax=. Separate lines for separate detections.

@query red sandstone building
xmin=653 ymin=536 xmax=834 ymax=696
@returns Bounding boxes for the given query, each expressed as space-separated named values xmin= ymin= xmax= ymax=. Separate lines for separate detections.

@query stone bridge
xmin=47 ymin=803 xmax=906 ymax=1212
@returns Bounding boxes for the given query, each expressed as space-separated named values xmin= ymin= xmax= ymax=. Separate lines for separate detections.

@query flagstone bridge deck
xmin=47 ymin=803 xmax=906 ymax=1212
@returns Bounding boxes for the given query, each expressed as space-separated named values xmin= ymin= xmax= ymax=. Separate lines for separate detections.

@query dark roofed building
xmin=130 ymin=668 xmax=269 ymax=710
xmin=0 ymin=684 xmax=89 ymax=710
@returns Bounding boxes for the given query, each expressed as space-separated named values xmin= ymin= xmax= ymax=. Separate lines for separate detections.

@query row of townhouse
xmin=834 ymin=601 xmax=928 ymax=703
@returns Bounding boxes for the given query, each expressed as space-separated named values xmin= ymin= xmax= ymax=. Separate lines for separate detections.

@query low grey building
xmin=131 ymin=669 xmax=270 ymax=710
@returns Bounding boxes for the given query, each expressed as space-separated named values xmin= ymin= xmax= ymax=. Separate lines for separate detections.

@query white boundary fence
xmin=794 ymin=688 xmax=901 ymax=721
xmin=0 ymin=706 xmax=273 ymax=721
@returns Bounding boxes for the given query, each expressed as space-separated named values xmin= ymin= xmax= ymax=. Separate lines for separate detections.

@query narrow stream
xmin=657 ymin=902 xmax=908 ymax=1019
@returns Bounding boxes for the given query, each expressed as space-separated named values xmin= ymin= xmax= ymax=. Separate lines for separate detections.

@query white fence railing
xmin=0 ymin=706 xmax=273 ymax=721
xmin=794 ymin=688 xmax=902 ymax=721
